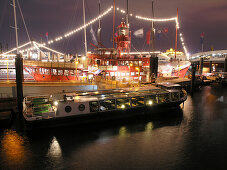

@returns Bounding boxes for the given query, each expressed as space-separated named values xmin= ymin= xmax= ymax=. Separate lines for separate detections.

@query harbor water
xmin=0 ymin=85 xmax=227 ymax=170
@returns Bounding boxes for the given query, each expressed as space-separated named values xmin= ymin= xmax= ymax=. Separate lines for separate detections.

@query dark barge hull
xmin=24 ymin=100 xmax=185 ymax=131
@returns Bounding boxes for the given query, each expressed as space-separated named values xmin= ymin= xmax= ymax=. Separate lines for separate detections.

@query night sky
xmin=0 ymin=0 xmax=227 ymax=55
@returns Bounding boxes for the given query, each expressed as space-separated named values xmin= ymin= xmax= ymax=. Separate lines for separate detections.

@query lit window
xmin=121 ymin=72 xmax=126 ymax=76
xmin=58 ymin=70 xmax=63 ymax=76
xmin=113 ymin=66 xmax=118 ymax=71
xmin=110 ymin=72 xmax=114 ymax=76
xmin=118 ymin=72 xmax=121 ymax=76
xmin=64 ymin=70 xmax=69 ymax=76
xmin=126 ymin=72 xmax=129 ymax=76
xmin=131 ymin=72 xmax=135 ymax=76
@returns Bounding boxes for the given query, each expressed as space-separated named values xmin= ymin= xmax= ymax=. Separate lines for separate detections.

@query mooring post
xmin=199 ymin=57 xmax=204 ymax=75
xmin=149 ymin=55 xmax=155 ymax=82
xmin=224 ymin=57 xmax=227 ymax=72
xmin=190 ymin=62 xmax=196 ymax=96
xmin=15 ymin=54 xmax=24 ymax=115
xmin=154 ymin=56 xmax=158 ymax=79
xmin=209 ymin=61 xmax=212 ymax=73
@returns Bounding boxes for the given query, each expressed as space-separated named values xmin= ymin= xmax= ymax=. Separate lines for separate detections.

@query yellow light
xmin=136 ymin=67 xmax=139 ymax=71
xmin=74 ymin=96 xmax=80 ymax=100
xmin=82 ymin=56 xmax=86 ymax=61
xmin=121 ymin=105 xmax=125 ymax=109
xmin=130 ymin=63 xmax=133 ymax=67
xmin=54 ymin=101 xmax=58 ymax=106
xmin=148 ymin=100 xmax=153 ymax=105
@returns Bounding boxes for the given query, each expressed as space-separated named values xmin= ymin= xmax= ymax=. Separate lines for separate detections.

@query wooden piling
xmin=191 ymin=62 xmax=196 ymax=95
xmin=15 ymin=54 xmax=24 ymax=115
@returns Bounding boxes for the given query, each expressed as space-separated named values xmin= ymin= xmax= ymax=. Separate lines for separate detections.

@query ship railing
xmin=24 ymin=60 xmax=77 ymax=69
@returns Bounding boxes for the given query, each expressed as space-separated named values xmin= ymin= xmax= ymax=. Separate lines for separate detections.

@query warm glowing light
xmin=121 ymin=104 xmax=126 ymax=109
xmin=54 ymin=101 xmax=58 ymax=106
xmin=74 ymin=96 xmax=80 ymax=100
xmin=148 ymin=100 xmax=153 ymax=105
xmin=82 ymin=56 xmax=86 ymax=61
xmin=1 ymin=130 xmax=28 ymax=166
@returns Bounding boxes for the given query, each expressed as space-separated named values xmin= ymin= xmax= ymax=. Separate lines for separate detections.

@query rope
xmin=16 ymin=0 xmax=31 ymax=42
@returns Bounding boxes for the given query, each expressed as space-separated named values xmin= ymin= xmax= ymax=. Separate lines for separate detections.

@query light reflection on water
xmin=0 ymin=130 xmax=31 ymax=169
xmin=0 ymin=86 xmax=227 ymax=169
xmin=47 ymin=137 xmax=63 ymax=160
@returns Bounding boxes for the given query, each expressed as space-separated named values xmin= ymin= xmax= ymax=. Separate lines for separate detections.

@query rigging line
xmin=131 ymin=43 xmax=140 ymax=54
xmin=16 ymin=0 xmax=31 ymax=42
xmin=63 ymin=0 xmax=79 ymax=52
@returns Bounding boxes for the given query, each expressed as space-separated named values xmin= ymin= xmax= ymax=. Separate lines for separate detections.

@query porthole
xmin=78 ymin=104 xmax=85 ymax=111
xmin=65 ymin=106 xmax=72 ymax=113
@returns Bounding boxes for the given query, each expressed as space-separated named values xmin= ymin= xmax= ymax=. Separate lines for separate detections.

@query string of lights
xmin=45 ymin=6 xmax=113 ymax=46
xmin=1 ymin=5 xmax=189 ymax=56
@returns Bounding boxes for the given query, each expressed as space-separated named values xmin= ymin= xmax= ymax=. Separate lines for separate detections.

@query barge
xmin=23 ymin=86 xmax=187 ymax=130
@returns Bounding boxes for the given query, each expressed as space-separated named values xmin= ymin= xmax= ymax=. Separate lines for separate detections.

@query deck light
xmin=121 ymin=104 xmax=126 ymax=109
xmin=148 ymin=100 xmax=153 ymax=105
xmin=74 ymin=96 xmax=80 ymax=100
xmin=54 ymin=101 xmax=58 ymax=106
xmin=82 ymin=56 xmax=86 ymax=61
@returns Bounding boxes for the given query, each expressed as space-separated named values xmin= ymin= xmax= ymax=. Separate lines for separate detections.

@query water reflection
xmin=119 ymin=126 xmax=128 ymax=137
xmin=145 ymin=122 xmax=154 ymax=132
xmin=0 ymin=130 xmax=30 ymax=169
xmin=47 ymin=137 xmax=63 ymax=160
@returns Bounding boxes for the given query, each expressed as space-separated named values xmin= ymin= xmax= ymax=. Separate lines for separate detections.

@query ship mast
xmin=98 ymin=0 xmax=101 ymax=47
xmin=151 ymin=1 xmax=155 ymax=54
xmin=113 ymin=0 xmax=116 ymax=48
xmin=83 ymin=0 xmax=88 ymax=56
xmin=175 ymin=8 xmax=178 ymax=60
xmin=126 ymin=0 xmax=129 ymax=26
xmin=13 ymin=0 xmax=19 ymax=54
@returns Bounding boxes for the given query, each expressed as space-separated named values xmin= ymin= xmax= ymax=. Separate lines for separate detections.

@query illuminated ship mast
xmin=83 ymin=0 xmax=88 ymax=56
xmin=13 ymin=0 xmax=19 ymax=54
xmin=115 ymin=0 xmax=131 ymax=57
